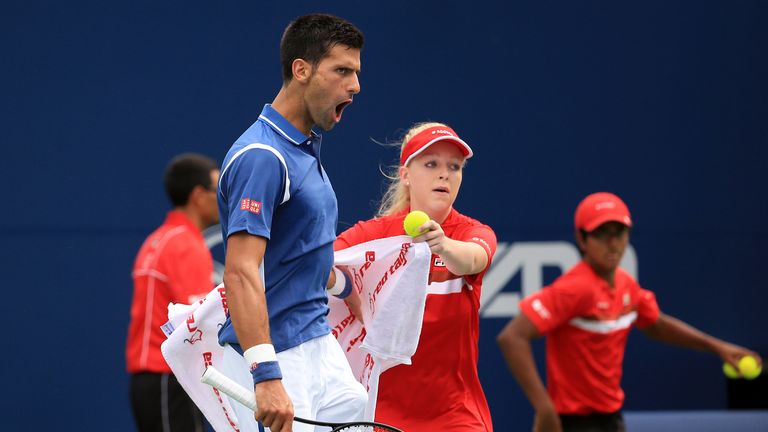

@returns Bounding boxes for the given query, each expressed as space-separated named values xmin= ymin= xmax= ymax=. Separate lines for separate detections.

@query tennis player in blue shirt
xmin=216 ymin=14 xmax=367 ymax=432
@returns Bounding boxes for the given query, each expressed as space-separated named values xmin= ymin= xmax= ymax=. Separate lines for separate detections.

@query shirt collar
xmin=164 ymin=210 xmax=203 ymax=241
xmin=576 ymin=260 xmax=613 ymax=290
xmin=257 ymin=104 xmax=320 ymax=146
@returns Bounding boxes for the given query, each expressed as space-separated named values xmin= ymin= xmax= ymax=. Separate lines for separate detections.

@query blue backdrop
xmin=2 ymin=1 xmax=766 ymax=430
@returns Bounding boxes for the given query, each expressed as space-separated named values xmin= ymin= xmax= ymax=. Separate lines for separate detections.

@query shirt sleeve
xmin=519 ymin=279 xmax=595 ymax=335
xmin=456 ymin=224 xmax=497 ymax=272
xmin=634 ymin=287 xmax=661 ymax=328
xmin=222 ymin=149 xmax=285 ymax=240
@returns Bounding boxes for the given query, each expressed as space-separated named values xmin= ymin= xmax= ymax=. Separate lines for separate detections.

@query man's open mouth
xmin=335 ymin=100 xmax=352 ymax=120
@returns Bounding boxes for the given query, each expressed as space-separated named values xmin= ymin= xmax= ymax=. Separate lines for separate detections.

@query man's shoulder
xmin=236 ymin=117 xmax=274 ymax=144
xmin=135 ymin=222 xmax=199 ymax=266
xmin=550 ymin=264 xmax=598 ymax=293
xmin=615 ymin=267 xmax=641 ymax=289
xmin=160 ymin=224 xmax=202 ymax=250
xmin=222 ymin=131 xmax=289 ymax=179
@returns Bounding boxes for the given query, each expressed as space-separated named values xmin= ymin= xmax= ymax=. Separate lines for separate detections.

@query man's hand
xmin=533 ymin=404 xmax=562 ymax=432
xmin=716 ymin=341 xmax=762 ymax=371
xmin=254 ymin=379 xmax=294 ymax=432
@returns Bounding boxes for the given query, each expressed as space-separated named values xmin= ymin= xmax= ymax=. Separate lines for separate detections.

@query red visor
xmin=400 ymin=126 xmax=473 ymax=166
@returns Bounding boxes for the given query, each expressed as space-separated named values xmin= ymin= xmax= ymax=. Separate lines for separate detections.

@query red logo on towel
xmin=186 ymin=314 xmax=197 ymax=332
xmin=217 ymin=286 xmax=229 ymax=315
xmin=184 ymin=314 xmax=203 ymax=344
xmin=202 ymin=352 xmax=241 ymax=431
xmin=240 ymin=198 xmax=262 ymax=214
xmin=184 ymin=329 xmax=203 ymax=344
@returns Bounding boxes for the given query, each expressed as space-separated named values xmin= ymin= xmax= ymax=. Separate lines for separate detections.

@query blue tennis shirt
xmin=217 ymin=104 xmax=337 ymax=353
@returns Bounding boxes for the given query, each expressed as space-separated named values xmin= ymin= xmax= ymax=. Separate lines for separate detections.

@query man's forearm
xmin=224 ymin=267 xmax=272 ymax=350
xmin=644 ymin=313 xmax=720 ymax=353
xmin=497 ymin=331 xmax=553 ymax=411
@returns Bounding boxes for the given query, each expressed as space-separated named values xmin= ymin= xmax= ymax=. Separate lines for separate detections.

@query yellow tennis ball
xmin=738 ymin=355 xmax=762 ymax=380
xmin=723 ymin=362 xmax=740 ymax=379
xmin=403 ymin=210 xmax=429 ymax=237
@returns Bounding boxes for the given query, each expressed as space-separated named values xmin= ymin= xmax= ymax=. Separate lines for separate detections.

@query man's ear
xmin=574 ymin=228 xmax=587 ymax=252
xmin=188 ymin=184 xmax=205 ymax=207
xmin=292 ymin=58 xmax=313 ymax=83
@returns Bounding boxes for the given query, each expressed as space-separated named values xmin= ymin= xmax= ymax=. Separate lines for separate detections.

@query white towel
xmin=161 ymin=236 xmax=430 ymax=428
xmin=160 ymin=285 xmax=243 ymax=431
xmin=329 ymin=236 xmax=431 ymax=420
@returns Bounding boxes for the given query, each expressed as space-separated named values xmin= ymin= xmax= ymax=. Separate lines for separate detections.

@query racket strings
xmin=331 ymin=424 xmax=402 ymax=432
xmin=331 ymin=427 xmax=392 ymax=432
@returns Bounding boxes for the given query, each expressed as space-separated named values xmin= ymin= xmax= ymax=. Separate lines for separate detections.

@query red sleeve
xmin=634 ymin=287 xmax=661 ymax=328
xmin=162 ymin=240 xmax=214 ymax=304
xmin=456 ymin=224 xmax=497 ymax=271
xmin=519 ymin=278 xmax=595 ymax=335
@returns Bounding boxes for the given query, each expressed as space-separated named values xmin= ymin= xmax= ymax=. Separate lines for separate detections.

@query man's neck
xmin=272 ymin=86 xmax=312 ymax=136
xmin=586 ymin=260 xmax=616 ymax=287
xmin=176 ymin=207 xmax=204 ymax=232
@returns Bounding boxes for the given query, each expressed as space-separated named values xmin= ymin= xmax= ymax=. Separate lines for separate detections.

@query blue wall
xmin=2 ymin=1 xmax=766 ymax=430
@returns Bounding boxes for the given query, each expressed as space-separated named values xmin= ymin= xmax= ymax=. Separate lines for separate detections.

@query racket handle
xmin=201 ymin=365 xmax=257 ymax=411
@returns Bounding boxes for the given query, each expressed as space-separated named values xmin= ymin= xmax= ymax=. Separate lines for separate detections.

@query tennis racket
xmin=200 ymin=366 xmax=402 ymax=432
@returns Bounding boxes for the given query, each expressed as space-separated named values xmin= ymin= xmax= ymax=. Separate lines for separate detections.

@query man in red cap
xmin=496 ymin=192 xmax=761 ymax=432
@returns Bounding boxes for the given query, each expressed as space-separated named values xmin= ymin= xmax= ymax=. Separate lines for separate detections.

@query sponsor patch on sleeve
xmin=240 ymin=198 xmax=262 ymax=214
xmin=471 ymin=236 xmax=493 ymax=257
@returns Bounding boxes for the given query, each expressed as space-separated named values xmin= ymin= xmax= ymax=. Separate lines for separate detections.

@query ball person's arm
xmin=497 ymin=314 xmax=562 ymax=432
xmin=641 ymin=313 xmax=762 ymax=369
xmin=414 ymin=220 xmax=487 ymax=275
xmin=224 ymin=232 xmax=294 ymax=432
xmin=326 ymin=267 xmax=364 ymax=324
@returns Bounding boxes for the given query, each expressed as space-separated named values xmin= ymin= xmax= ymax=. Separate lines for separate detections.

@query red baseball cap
xmin=574 ymin=192 xmax=632 ymax=232
xmin=400 ymin=125 xmax=473 ymax=166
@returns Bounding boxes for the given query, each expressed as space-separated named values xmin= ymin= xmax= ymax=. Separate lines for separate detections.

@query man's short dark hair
xmin=164 ymin=153 xmax=218 ymax=207
xmin=280 ymin=13 xmax=364 ymax=82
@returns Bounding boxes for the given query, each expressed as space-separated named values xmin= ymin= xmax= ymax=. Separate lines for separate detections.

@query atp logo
xmin=479 ymin=241 xmax=638 ymax=318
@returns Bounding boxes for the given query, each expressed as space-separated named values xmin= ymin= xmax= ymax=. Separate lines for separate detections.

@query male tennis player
xmin=497 ymin=192 xmax=762 ymax=432
xmin=216 ymin=14 xmax=367 ymax=432
xmin=126 ymin=153 xmax=219 ymax=432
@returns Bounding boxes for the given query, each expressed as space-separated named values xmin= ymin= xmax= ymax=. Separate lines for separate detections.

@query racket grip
xmin=201 ymin=366 xmax=257 ymax=411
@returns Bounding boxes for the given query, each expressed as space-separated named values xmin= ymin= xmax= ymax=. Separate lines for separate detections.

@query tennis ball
xmin=738 ymin=355 xmax=762 ymax=380
xmin=723 ymin=362 xmax=740 ymax=379
xmin=403 ymin=210 xmax=429 ymax=237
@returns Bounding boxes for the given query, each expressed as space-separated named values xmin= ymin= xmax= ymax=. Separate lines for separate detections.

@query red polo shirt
xmin=335 ymin=208 xmax=497 ymax=431
xmin=519 ymin=261 xmax=660 ymax=414
xmin=126 ymin=210 xmax=214 ymax=373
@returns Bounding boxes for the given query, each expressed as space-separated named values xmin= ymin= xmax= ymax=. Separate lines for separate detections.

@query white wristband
xmin=328 ymin=267 xmax=346 ymax=296
xmin=243 ymin=344 xmax=277 ymax=365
